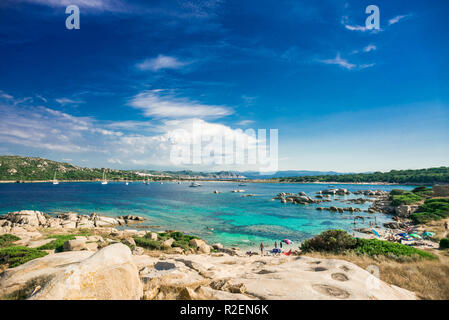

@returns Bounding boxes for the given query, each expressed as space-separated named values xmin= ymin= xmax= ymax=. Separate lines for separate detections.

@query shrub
xmin=355 ymin=238 xmax=436 ymax=260
xmin=440 ymin=238 xmax=449 ymax=249
xmin=134 ymin=237 xmax=162 ymax=250
xmin=0 ymin=234 xmax=20 ymax=248
xmin=390 ymin=189 xmax=407 ymax=196
xmin=301 ymin=230 xmax=357 ymax=253
xmin=0 ymin=246 xmax=48 ymax=268
xmin=411 ymin=198 xmax=449 ymax=224
xmin=37 ymin=234 xmax=76 ymax=252
xmin=390 ymin=192 xmax=423 ymax=206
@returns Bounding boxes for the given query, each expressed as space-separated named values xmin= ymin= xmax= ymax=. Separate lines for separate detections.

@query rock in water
xmin=29 ymin=243 xmax=142 ymax=300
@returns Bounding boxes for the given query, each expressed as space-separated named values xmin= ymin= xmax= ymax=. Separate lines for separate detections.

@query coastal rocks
xmin=63 ymin=239 xmax=88 ymax=252
xmin=0 ymin=210 xmax=133 ymax=231
xmin=118 ymin=215 xmax=146 ymax=224
xmin=146 ymin=232 xmax=158 ymax=241
xmin=274 ymin=192 xmax=321 ymax=205
xmin=189 ymin=239 xmax=211 ymax=254
xmin=29 ymin=243 xmax=143 ymax=300
xmin=162 ymin=238 xmax=175 ymax=249
xmin=316 ymin=207 xmax=362 ymax=213
xmin=384 ymin=221 xmax=408 ymax=229
xmin=317 ymin=188 xmax=351 ymax=196
xmin=122 ymin=237 xmax=136 ymax=247
xmin=395 ymin=205 xmax=420 ymax=217
xmin=132 ymin=247 xmax=145 ymax=256
xmin=353 ymin=190 xmax=388 ymax=197
xmin=0 ymin=210 xmax=47 ymax=227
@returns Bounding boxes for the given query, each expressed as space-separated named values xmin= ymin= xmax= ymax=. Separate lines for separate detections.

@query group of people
xmin=259 ymin=240 xmax=283 ymax=255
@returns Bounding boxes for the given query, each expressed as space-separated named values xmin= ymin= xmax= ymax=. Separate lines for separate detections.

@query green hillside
xmin=278 ymin=167 xmax=449 ymax=184
xmin=0 ymin=156 xmax=140 ymax=181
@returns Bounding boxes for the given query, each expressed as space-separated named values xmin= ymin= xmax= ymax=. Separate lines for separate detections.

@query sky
xmin=0 ymin=0 xmax=448 ymax=173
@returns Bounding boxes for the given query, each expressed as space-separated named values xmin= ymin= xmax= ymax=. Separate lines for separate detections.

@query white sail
xmin=52 ymin=172 xmax=59 ymax=185
xmin=101 ymin=170 xmax=108 ymax=185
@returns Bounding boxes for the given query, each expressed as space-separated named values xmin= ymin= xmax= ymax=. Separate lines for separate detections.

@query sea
xmin=0 ymin=181 xmax=416 ymax=249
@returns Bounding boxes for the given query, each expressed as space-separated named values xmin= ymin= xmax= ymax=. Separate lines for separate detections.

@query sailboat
xmin=145 ymin=177 xmax=149 ymax=185
xmin=52 ymin=172 xmax=59 ymax=185
xmin=101 ymin=170 xmax=108 ymax=185
xmin=125 ymin=177 xmax=129 ymax=185
xmin=189 ymin=182 xmax=201 ymax=187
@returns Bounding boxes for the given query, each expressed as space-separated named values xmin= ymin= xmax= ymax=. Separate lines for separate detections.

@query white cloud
xmin=320 ymin=54 xmax=375 ymax=71
xmin=320 ymin=53 xmax=356 ymax=70
xmin=236 ymin=120 xmax=255 ymax=126
xmin=388 ymin=14 xmax=410 ymax=25
xmin=55 ymin=98 xmax=84 ymax=106
xmin=136 ymin=55 xmax=188 ymax=72
xmin=15 ymin=0 xmax=127 ymax=12
xmin=0 ymin=90 xmax=266 ymax=171
xmin=128 ymin=90 xmax=233 ymax=119
xmin=363 ymin=44 xmax=377 ymax=52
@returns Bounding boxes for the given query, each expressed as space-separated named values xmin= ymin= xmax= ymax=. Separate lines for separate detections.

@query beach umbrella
xmin=409 ymin=233 xmax=422 ymax=239
xmin=422 ymin=232 xmax=434 ymax=238
xmin=281 ymin=239 xmax=292 ymax=245
xmin=396 ymin=233 xmax=408 ymax=237
xmin=371 ymin=229 xmax=380 ymax=238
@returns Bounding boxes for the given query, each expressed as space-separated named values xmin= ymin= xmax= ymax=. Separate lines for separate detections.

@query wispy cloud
xmin=128 ymin=90 xmax=233 ymax=119
xmin=236 ymin=120 xmax=255 ymax=126
xmin=388 ymin=14 xmax=411 ymax=25
xmin=319 ymin=53 xmax=375 ymax=71
xmin=13 ymin=0 xmax=128 ymax=12
xmin=136 ymin=55 xmax=189 ymax=72
xmin=320 ymin=53 xmax=356 ymax=70
xmin=341 ymin=15 xmax=382 ymax=33
xmin=363 ymin=44 xmax=377 ymax=52
xmin=55 ymin=98 xmax=84 ymax=106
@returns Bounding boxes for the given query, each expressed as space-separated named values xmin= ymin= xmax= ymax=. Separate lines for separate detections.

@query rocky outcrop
xmin=0 ymin=210 xmax=146 ymax=233
xmin=138 ymin=254 xmax=415 ymax=300
xmin=353 ymin=190 xmax=388 ymax=197
xmin=274 ymin=192 xmax=321 ymax=205
xmin=316 ymin=207 xmax=362 ymax=213
xmin=317 ymin=188 xmax=351 ymax=196
xmin=29 ymin=243 xmax=142 ymax=300
xmin=395 ymin=205 xmax=419 ymax=217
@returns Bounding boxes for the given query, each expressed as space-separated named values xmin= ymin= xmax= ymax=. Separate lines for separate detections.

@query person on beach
xmin=280 ymin=241 xmax=283 ymax=249
xmin=274 ymin=241 xmax=277 ymax=249
xmin=260 ymin=242 xmax=264 ymax=255
xmin=445 ymin=221 xmax=448 ymax=231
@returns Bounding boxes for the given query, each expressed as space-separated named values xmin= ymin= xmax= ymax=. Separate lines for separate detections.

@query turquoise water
xmin=0 ymin=182 xmax=415 ymax=249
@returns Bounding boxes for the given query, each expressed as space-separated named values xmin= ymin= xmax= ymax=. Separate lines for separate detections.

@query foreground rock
xmin=24 ymin=244 xmax=141 ymax=300
xmin=137 ymin=254 xmax=415 ymax=300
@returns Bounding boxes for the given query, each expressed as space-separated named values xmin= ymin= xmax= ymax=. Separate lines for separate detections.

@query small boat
xmin=145 ymin=177 xmax=149 ymax=185
xmin=52 ymin=172 xmax=59 ymax=185
xmin=238 ymin=183 xmax=246 ymax=186
xmin=125 ymin=177 xmax=129 ymax=185
xmin=101 ymin=170 xmax=108 ymax=185
xmin=189 ymin=182 xmax=201 ymax=187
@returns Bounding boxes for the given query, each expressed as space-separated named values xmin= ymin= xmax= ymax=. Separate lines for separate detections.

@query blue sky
xmin=0 ymin=0 xmax=448 ymax=172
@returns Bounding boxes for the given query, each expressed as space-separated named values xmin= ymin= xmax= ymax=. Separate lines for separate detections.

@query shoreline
xmin=0 ymin=179 xmax=421 ymax=186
